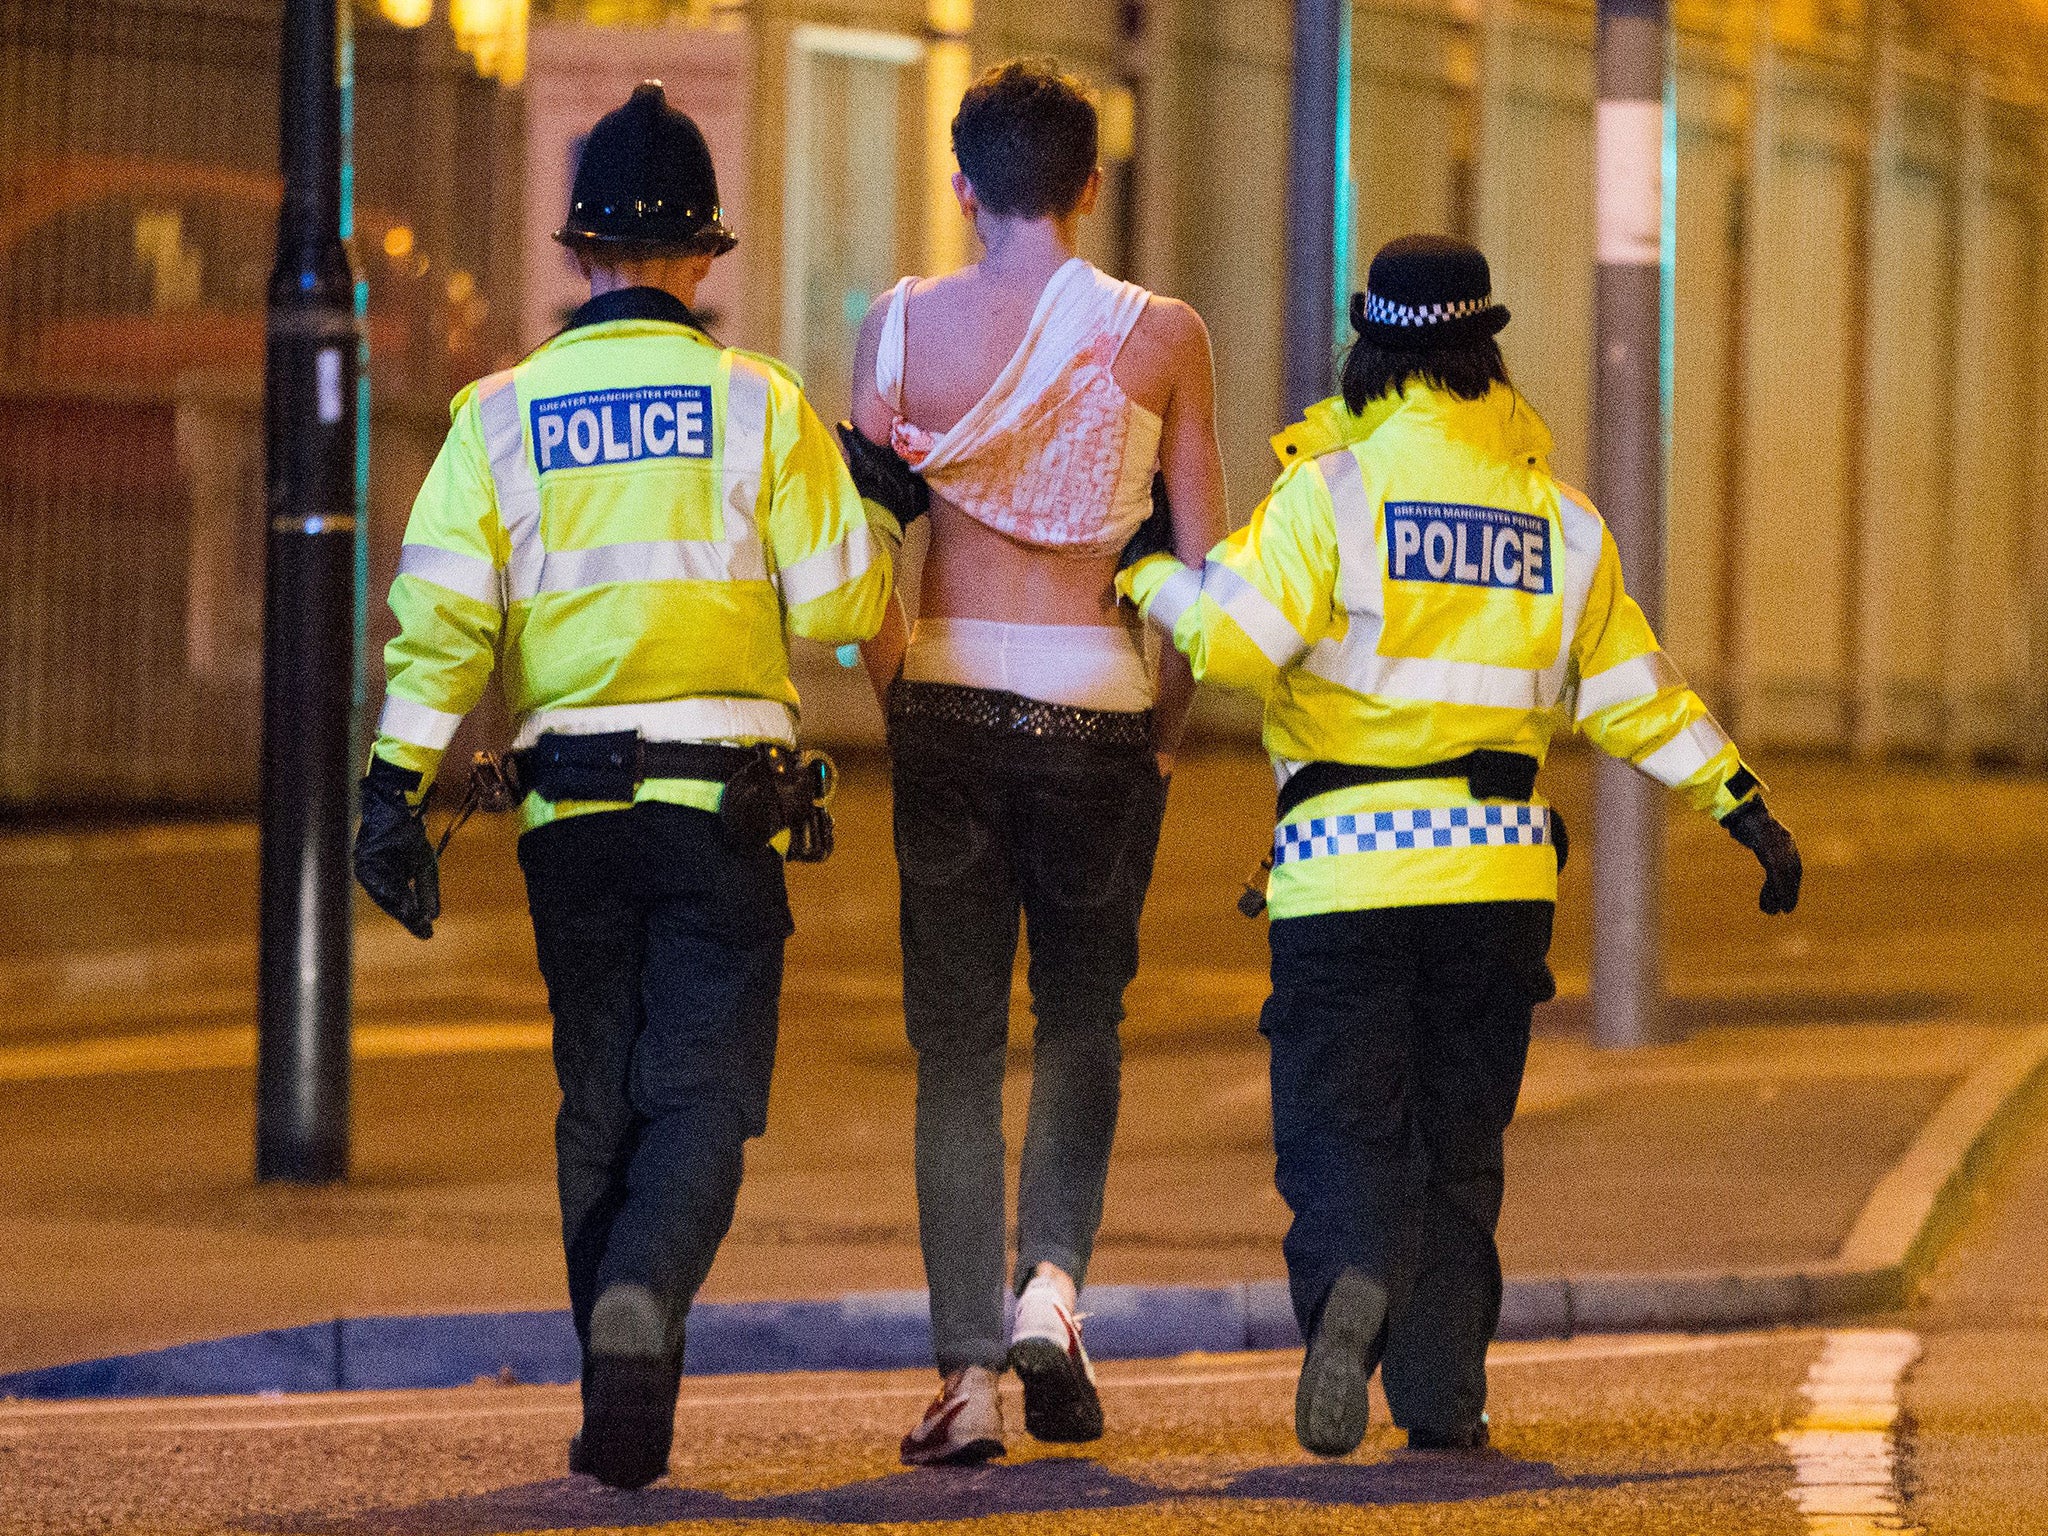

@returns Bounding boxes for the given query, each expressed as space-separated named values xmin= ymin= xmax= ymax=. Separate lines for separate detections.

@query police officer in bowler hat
xmin=1120 ymin=234 xmax=1803 ymax=1458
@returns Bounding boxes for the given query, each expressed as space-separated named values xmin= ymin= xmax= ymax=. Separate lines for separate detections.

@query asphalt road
xmin=0 ymin=1331 xmax=1830 ymax=1535
xmin=9 ymin=1094 xmax=2048 ymax=1534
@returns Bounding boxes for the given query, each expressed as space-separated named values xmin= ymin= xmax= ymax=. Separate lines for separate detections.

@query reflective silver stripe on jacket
xmin=396 ymin=542 xmax=501 ymax=608
xmin=1146 ymin=562 xmax=1203 ymax=632
xmin=719 ymin=354 xmax=773 ymax=584
xmin=378 ymin=694 xmax=465 ymax=750
xmin=510 ymin=697 xmax=797 ymax=751
xmin=1542 ymin=487 xmax=1607 ymax=701
xmin=1142 ymin=556 xmax=1307 ymax=667
xmin=1575 ymin=648 xmax=1683 ymax=722
xmin=1203 ymin=560 xmax=1308 ymax=667
xmin=1302 ymin=448 xmax=1601 ymax=711
xmin=1636 ymin=715 xmax=1733 ymax=788
xmin=476 ymin=355 xmax=776 ymax=601
xmin=536 ymin=538 xmax=754 ymax=594
xmin=778 ymin=519 xmax=878 ymax=609
xmin=1318 ymin=447 xmax=1382 ymax=623
xmin=476 ymin=370 xmax=540 ymax=605
xmin=1312 ymin=650 xmax=1555 ymax=711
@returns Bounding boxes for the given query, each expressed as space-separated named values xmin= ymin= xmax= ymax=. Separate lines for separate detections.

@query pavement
xmin=3 ymin=749 xmax=2046 ymax=1384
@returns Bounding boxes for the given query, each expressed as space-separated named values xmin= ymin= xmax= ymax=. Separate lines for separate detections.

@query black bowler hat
xmin=555 ymin=81 xmax=737 ymax=255
xmin=1350 ymin=234 xmax=1510 ymax=350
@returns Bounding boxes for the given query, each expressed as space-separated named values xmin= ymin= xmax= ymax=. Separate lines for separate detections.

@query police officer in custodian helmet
xmin=1120 ymin=235 xmax=1803 ymax=1460
xmin=352 ymin=82 xmax=900 ymax=1488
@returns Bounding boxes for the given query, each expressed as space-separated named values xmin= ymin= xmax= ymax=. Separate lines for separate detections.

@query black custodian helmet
xmin=554 ymin=80 xmax=737 ymax=256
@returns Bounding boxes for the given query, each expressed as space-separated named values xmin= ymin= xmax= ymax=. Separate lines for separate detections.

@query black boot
xmin=1406 ymin=1415 xmax=1490 ymax=1452
xmin=573 ymin=1285 xmax=681 ymax=1490
xmin=1294 ymin=1268 xmax=1388 ymax=1458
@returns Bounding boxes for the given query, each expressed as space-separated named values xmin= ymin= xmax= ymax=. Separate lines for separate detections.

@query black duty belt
xmin=510 ymin=731 xmax=760 ymax=805
xmin=1275 ymin=750 xmax=1541 ymax=822
xmin=508 ymin=730 xmax=836 ymax=862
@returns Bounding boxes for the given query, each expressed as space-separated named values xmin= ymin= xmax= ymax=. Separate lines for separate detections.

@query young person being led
xmin=845 ymin=59 xmax=1228 ymax=1465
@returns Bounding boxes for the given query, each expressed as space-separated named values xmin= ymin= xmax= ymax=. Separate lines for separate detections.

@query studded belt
xmin=887 ymin=679 xmax=1153 ymax=751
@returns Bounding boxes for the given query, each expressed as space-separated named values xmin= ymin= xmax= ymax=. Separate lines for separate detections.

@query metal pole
xmin=1589 ymin=0 xmax=1672 ymax=1049
xmin=257 ymin=0 xmax=361 ymax=1180
xmin=1112 ymin=0 xmax=1148 ymax=282
xmin=1282 ymin=0 xmax=1344 ymax=420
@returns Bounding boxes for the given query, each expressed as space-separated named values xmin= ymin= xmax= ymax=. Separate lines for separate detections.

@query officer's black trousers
xmin=518 ymin=802 xmax=792 ymax=1370
xmin=1262 ymin=900 xmax=1555 ymax=1438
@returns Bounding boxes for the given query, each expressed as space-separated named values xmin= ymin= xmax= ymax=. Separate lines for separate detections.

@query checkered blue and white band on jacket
xmin=1273 ymin=805 xmax=1551 ymax=867
xmin=1361 ymin=292 xmax=1494 ymax=328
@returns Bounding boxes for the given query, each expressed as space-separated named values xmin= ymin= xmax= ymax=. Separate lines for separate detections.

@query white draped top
xmin=874 ymin=257 xmax=1163 ymax=557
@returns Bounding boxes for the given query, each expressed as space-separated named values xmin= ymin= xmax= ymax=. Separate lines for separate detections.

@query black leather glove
xmin=354 ymin=756 xmax=440 ymax=939
xmin=835 ymin=421 xmax=930 ymax=529
xmin=1722 ymin=797 xmax=1802 ymax=915
xmin=1118 ymin=472 xmax=1176 ymax=572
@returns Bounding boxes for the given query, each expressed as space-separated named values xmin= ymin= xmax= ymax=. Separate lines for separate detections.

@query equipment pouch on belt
xmin=519 ymin=731 xmax=641 ymax=803
xmin=718 ymin=751 xmax=785 ymax=847
xmin=784 ymin=752 xmax=836 ymax=864
xmin=1462 ymin=749 xmax=1541 ymax=802
xmin=719 ymin=746 xmax=837 ymax=860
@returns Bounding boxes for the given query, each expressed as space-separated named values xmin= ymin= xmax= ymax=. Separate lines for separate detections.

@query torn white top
xmin=875 ymin=257 xmax=1163 ymax=555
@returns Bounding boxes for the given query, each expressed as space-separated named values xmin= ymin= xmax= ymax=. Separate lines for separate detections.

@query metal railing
xmin=0 ymin=0 xmax=521 ymax=811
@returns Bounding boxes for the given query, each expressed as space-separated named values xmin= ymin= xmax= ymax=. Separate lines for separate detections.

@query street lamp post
xmin=256 ymin=0 xmax=363 ymax=1180
xmin=1282 ymin=0 xmax=1348 ymax=419
xmin=1590 ymin=0 xmax=1674 ymax=1048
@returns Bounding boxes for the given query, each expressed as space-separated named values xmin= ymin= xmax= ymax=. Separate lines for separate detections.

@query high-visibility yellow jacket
xmin=372 ymin=288 xmax=894 ymax=830
xmin=1118 ymin=381 xmax=1760 ymax=919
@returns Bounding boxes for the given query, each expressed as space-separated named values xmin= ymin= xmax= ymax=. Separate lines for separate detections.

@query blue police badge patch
xmin=1385 ymin=501 xmax=1552 ymax=594
xmin=529 ymin=384 xmax=714 ymax=472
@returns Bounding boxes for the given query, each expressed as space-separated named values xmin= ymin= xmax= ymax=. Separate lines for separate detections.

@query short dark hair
xmin=951 ymin=59 xmax=1097 ymax=219
xmin=1341 ymin=337 xmax=1510 ymax=413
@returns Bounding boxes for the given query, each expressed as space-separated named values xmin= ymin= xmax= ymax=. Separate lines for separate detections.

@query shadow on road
xmin=281 ymin=1451 xmax=1732 ymax=1531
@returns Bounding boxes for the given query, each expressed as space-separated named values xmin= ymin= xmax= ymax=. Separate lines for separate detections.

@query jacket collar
xmin=1270 ymin=381 xmax=1552 ymax=469
xmin=562 ymin=285 xmax=707 ymax=334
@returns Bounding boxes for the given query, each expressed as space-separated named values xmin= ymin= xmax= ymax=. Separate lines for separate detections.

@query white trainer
xmin=1007 ymin=1275 xmax=1103 ymax=1443
xmin=899 ymin=1364 xmax=1006 ymax=1466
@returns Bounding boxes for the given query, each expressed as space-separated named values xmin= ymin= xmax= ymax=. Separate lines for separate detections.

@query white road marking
xmin=1777 ymin=1329 xmax=1921 ymax=1534
xmin=0 ymin=1330 xmax=1808 ymax=1438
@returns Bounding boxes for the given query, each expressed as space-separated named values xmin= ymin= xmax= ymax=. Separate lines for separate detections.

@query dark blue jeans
xmin=890 ymin=707 xmax=1168 ymax=1374
xmin=518 ymin=802 xmax=792 ymax=1371
xmin=1261 ymin=900 xmax=1554 ymax=1438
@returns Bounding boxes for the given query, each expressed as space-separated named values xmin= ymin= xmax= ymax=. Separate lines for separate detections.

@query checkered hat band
xmin=1363 ymin=291 xmax=1493 ymax=328
xmin=1272 ymin=805 xmax=1550 ymax=867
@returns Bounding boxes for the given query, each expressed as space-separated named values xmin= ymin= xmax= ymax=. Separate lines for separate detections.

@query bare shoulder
xmin=1116 ymin=293 xmax=1213 ymax=415
xmin=1137 ymin=294 xmax=1212 ymax=353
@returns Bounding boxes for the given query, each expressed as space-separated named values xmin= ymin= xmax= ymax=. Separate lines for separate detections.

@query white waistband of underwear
xmin=902 ymin=616 xmax=1156 ymax=712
